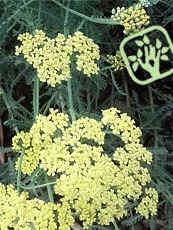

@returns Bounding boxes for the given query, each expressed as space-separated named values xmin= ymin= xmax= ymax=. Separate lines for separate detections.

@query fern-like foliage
xmin=0 ymin=157 xmax=17 ymax=186
xmin=0 ymin=1 xmax=173 ymax=229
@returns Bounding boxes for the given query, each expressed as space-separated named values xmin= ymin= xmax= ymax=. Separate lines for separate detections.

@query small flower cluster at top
xmin=139 ymin=0 xmax=159 ymax=7
xmin=138 ymin=0 xmax=151 ymax=7
xmin=107 ymin=50 xmax=125 ymax=72
xmin=0 ymin=183 xmax=57 ymax=230
xmin=15 ymin=30 xmax=100 ymax=87
xmin=11 ymin=107 xmax=158 ymax=229
xmin=111 ymin=4 xmax=150 ymax=35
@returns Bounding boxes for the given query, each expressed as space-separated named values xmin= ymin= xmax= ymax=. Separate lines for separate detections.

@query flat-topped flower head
xmin=12 ymin=107 xmax=158 ymax=229
xmin=66 ymin=31 xmax=100 ymax=76
xmin=15 ymin=30 xmax=100 ymax=86
xmin=0 ymin=183 xmax=57 ymax=229
xmin=16 ymin=30 xmax=71 ymax=87
xmin=111 ymin=4 xmax=150 ymax=35
xmin=12 ymin=109 xmax=70 ymax=175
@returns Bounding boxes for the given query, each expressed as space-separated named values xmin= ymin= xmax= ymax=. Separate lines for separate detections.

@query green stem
xmin=148 ymin=84 xmax=158 ymax=171
xmin=21 ymin=182 xmax=56 ymax=190
xmin=110 ymin=70 xmax=126 ymax=96
xmin=44 ymin=172 xmax=54 ymax=203
xmin=23 ymin=168 xmax=44 ymax=184
xmin=100 ymin=66 xmax=112 ymax=72
xmin=63 ymin=0 xmax=71 ymax=38
xmin=52 ymin=0 xmax=118 ymax=25
xmin=63 ymin=0 xmax=76 ymax=121
xmin=42 ymin=91 xmax=58 ymax=115
xmin=37 ymin=0 xmax=41 ymax=23
xmin=113 ymin=220 xmax=119 ymax=230
xmin=33 ymin=75 xmax=39 ymax=119
xmin=110 ymin=83 xmax=115 ymax=107
xmin=7 ymin=0 xmax=36 ymax=23
xmin=17 ymin=147 xmax=25 ymax=193
xmin=67 ymin=79 xmax=76 ymax=121
xmin=86 ymin=80 xmax=91 ymax=111
xmin=148 ymin=84 xmax=158 ymax=147
xmin=122 ymin=70 xmax=130 ymax=108
xmin=59 ymin=92 xmax=66 ymax=113
xmin=76 ymin=19 xmax=86 ymax=31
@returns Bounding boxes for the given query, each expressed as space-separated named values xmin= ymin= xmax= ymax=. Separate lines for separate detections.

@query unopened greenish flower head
xmin=111 ymin=4 xmax=150 ymax=35
xmin=138 ymin=0 xmax=151 ymax=7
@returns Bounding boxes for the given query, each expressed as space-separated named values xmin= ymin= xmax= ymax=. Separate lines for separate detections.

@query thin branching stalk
xmin=7 ymin=0 xmax=37 ymax=33
xmin=52 ymin=0 xmax=119 ymax=25
xmin=44 ymin=172 xmax=54 ymax=203
xmin=63 ymin=0 xmax=76 ymax=121
xmin=20 ymin=182 xmax=56 ymax=190
xmin=148 ymin=84 xmax=158 ymax=170
xmin=67 ymin=79 xmax=76 ymax=121
xmin=86 ymin=80 xmax=91 ymax=112
xmin=33 ymin=76 xmax=54 ymax=202
xmin=122 ymin=70 xmax=130 ymax=108
xmin=59 ymin=92 xmax=66 ymax=113
xmin=42 ymin=91 xmax=58 ymax=115
xmin=110 ymin=70 xmax=126 ymax=96
xmin=37 ymin=0 xmax=41 ymax=23
xmin=111 ymin=83 xmax=115 ymax=107
xmin=113 ymin=220 xmax=119 ymax=230
xmin=33 ymin=75 xmax=39 ymax=118
xmin=17 ymin=147 xmax=25 ymax=193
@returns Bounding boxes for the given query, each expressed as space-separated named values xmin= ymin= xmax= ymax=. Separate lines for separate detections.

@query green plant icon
xmin=129 ymin=35 xmax=169 ymax=76
xmin=120 ymin=26 xmax=173 ymax=85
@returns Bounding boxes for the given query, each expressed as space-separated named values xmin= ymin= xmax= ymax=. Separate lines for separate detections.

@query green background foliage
xmin=0 ymin=0 xmax=173 ymax=229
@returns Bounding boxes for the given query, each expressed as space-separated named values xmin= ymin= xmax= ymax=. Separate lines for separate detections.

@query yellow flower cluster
xmin=101 ymin=107 xmax=142 ymax=143
xmin=0 ymin=183 xmax=57 ymax=230
xmin=15 ymin=30 xmax=71 ymax=87
xmin=62 ymin=116 xmax=105 ymax=146
xmin=12 ymin=107 xmax=158 ymax=229
xmin=54 ymin=143 xmax=128 ymax=228
xmin=12 ymin=109 xmax=70 ymax=175
xmin=107 ymin=51 xmax=125 ymax=72
xmin=111 ymin=4 xmax=150 ymax=35
xmin=15 ymin=30 xmax=100 ymax=87
xmin=66 ymin=31 xmax=100 ymax=76
xmin=135 ymin=188 xmax=159 ymax=218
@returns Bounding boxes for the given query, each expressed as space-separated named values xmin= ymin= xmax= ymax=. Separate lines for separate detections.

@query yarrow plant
xmin=111 ymin=4 xmax=150 ymax=35
xmin=11 ymin=107 xmax=158 ymax=229
xmin=0 ymin=0 xmax=163 ymax=229
xmin=107 ymin=51 xmax=125 ymax=72
xmin=15 ymin=30 xmax=100 ymax=87
xmin=0 ymin=183 xmax=57 ymax=230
